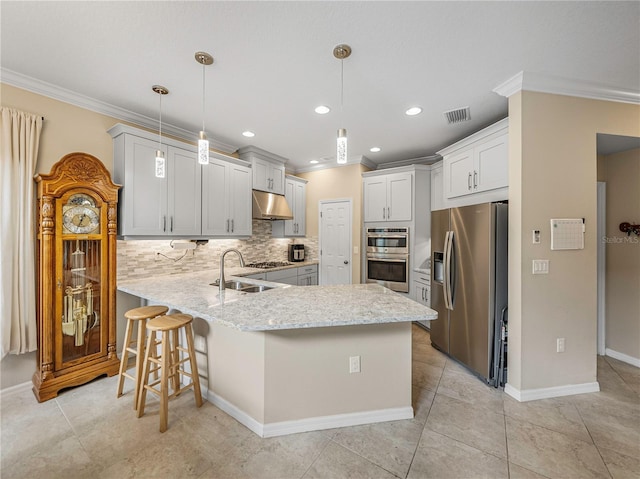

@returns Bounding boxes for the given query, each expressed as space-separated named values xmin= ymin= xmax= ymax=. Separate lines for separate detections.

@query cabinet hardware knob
xmin=344 ymin=260 xmax=349 ymax=264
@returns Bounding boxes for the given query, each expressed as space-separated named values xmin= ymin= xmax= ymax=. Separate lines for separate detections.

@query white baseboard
xmin=505 ymin=381 xmax=600 ymax=402
xmin=605 ymin=348 xmax=640 ymax=368
xmin=0 ymin=380 xmax=32 ymax=400
xmin=207 ymin=389 xmax=413 ymax=438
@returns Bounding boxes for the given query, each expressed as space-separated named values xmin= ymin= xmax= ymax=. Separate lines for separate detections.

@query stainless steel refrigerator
xmin=430 ymin=202 xmax=508 ymax=386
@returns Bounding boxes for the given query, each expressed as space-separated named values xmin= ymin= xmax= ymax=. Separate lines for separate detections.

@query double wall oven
xmin=365 ymin=227 xmax=409 ymax=292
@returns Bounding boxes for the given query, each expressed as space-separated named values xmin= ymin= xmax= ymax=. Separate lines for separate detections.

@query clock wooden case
xmin=33 ymin=152 xmax=121 ymax=402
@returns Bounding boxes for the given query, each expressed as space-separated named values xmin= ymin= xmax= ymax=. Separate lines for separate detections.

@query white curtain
xmin=0 ymin=107 xmax=43 ymax=358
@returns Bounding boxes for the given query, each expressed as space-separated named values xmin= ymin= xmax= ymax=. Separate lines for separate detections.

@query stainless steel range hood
xmin=252 ymin=190 xmax=293 ymax=220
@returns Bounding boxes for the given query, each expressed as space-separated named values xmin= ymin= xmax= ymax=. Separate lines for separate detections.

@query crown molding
xmin=236 ymin=145 xmax=290 ymax=165
xmin=376 ymin=154 xmax=441 ymax=170
xmin=493 ymin=70 xmax=640 ymax=105
xmin=293 ymin=155 xmax=375 ymax=174
xmin=1 ymin=68 xmax=239 ymax=153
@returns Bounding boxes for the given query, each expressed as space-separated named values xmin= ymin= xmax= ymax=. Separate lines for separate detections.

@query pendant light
xmin=333 ymin=44 xmax=351 ymax=165
xmin=152 ymin=85 xmax=169 ymax=178
xmin=195 ymin=51 xmax=214 ymax=165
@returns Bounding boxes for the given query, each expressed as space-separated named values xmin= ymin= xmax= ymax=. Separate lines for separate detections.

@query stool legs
xmin=116 ymin=316 xmax=135 ymax=399
xmin=137 ymin=314 xmax=203 ymax=432
xmin=184 ymin=323 xmax=203 ymax=407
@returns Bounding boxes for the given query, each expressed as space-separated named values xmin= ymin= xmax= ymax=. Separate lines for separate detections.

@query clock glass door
xmin=59 ymin=239 xmax=104 ymax=366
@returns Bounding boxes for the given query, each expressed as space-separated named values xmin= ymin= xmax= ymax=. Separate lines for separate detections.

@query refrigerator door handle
xmin=445 ymin=230 xmax=455 ymax=310
xmin=443 ymin=231 xmax=451 ymax=310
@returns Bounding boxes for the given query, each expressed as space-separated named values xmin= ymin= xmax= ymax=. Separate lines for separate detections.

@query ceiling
xmin=2 ymin=1 xmax=639 ymax=172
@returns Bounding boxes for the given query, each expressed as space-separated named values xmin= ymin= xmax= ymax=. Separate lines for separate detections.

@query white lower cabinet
xmin=297 ymin=265 xmax=318 ymax=286
xmin=264 ymin=264 xmax=318 ymax=286
xmin=413 ymin=272 xmax=431 ymax=307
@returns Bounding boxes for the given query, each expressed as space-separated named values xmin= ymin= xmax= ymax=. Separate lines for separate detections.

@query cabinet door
xmin=202 ymin=159 xmax=230 ymax=236
xmin=474 ymin=134 xmax=508 ymax=193
xmin=251 ymin=158 xmax=270 ymax=192
xmin=387 ymin=172 xmax=412 ymax=221
xmin=431 ymin=163 xmax=444 ymax=211
xmin=413 ymin=280 xmax=430 ymax=307
xmin=293 ymin=180 xmax=306 ymax=236
xmin=270 ymin=163 xmax=286 ymax=195
xmin=122 ymin=135 xmax=168 ymax=235
xmin=363 ymin=177 xmax=387 ymax=222
xmin=444 ymin=148 xmax=474 ymax=198
xmin=228 ymin=163 xmax=252 ymax=236
xmin=282 ymin=179 xmax=296 ymax=236
xmin=297 ymin=273 xmax=317 ymax=286
xmin=167 ymin=147 xmax=201 ymax=236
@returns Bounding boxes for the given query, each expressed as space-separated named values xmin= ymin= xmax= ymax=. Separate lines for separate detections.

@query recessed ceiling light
xmin=405 ymin=107 xmax=422 ymax=116
xmin=242 ymin=130 xmax=255 ymax=137
xmin=310 ymin=159 xmax=319 ymax=164
xmin=369 ymin=147 xmax=381 ymax=153
xmin=315 ymin=105 xmax=331 ymax=114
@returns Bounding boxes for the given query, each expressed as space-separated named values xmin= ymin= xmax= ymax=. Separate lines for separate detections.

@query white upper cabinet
xmin=363 ymin=172 xmax=412 ymax=222
xmin=272 ymin=175 xmax=307 ymax=237
xmin=251 ymin=157 xmax=285 ymax=194
xmin=440 ymin=118 xmax=508 ymax=199
xmin=202 ymin=158 xmax=252 ymax=237
xmin=110 ymin=123 xmax=249 ymax=238
xmin=168 ymin=146 xmax=202 ymax=236
xmin=430 ymin=161 xmax=444 ymax=211
xmin=237 ymin=146 xmax=288 ymax=196
xmin=113 ymin=131 xmax=201 ymax=237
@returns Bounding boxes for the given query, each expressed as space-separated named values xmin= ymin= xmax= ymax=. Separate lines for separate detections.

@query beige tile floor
xmin=2 ymin=325 xmax=639 ymax=479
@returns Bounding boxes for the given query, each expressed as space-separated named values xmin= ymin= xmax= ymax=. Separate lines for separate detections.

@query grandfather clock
xmin=33 ymin=153 xmax=121 ymax=402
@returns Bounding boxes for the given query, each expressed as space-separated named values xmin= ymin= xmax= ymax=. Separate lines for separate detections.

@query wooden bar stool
xmin=137 ymin=313 xmax=203 ymax=432
xmin=116 ymin=305 xmax=168 ymax=409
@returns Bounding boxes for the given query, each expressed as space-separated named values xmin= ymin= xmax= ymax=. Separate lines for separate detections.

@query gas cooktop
xmin=245 ymin=261 xmax=292 ymax=269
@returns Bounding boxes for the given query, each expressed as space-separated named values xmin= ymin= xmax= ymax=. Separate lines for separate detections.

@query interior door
xmin=319 ymin=199 xmax=352 ymax=285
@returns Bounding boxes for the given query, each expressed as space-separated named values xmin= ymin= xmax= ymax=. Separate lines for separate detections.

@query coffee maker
xmin=288 ymin=244 xmax=305 ymax=262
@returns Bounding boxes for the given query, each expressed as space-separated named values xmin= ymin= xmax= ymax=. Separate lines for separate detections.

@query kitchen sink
xmin=210 ymin=280 xmax=274 ymax=293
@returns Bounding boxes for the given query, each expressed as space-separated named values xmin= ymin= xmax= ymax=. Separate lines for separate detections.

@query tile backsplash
xmin=117 ymin=219 xmax=317 ymax=282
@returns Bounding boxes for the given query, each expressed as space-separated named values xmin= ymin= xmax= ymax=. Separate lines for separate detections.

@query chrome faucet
xmin=218 ymin=248 xmax=245 ymax=293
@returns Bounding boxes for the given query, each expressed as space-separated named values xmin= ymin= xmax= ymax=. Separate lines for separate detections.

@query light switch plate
xmin=532 ymin=259 xmax=549 ymax=274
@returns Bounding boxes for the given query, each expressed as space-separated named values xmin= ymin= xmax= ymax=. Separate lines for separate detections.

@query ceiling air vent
xmin=444 ymin=106 xmax=471 ymax=124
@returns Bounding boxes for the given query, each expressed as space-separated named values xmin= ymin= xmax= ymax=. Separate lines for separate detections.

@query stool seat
xmin=125 ymin=305 xmax=169 ymax=321
xmin=117 ymin=305 xmax=169 ymax=409
xmin=137 ymin=313 xmax=203 ymax=432
xmin=146 ymin=313 xmax=192 ymax=331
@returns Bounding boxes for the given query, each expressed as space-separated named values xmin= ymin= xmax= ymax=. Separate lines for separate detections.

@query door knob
xmin=344 ymin=260 xmax=349 ymax=264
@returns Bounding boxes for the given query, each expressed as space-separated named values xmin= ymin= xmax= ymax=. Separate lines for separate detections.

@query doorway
xmin=319 ymin=199 xmax=352 ymax=285
xmin=597 ymin=181 xmax=606 ymax=356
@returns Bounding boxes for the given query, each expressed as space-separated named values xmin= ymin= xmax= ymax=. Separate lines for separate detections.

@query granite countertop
xmin=118 ymin=268 xmax=437 ymax=332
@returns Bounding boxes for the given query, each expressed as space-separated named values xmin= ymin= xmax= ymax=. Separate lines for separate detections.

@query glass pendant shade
xmin=337 ymin=128 xmax=347 ymax=164
xmin=198 ymin=131 xmax=209 ymax=165
xmin=155 ymin=150 xmax=166 ymax=178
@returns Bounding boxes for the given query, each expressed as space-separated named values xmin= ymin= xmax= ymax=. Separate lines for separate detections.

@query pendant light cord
xmin=340 ymin=58 xmax=344 ymax=111
xmin=158 ymin=92 xmax=163 ymax=149
xmin=202 ymin=64 xmax=206 ymax=132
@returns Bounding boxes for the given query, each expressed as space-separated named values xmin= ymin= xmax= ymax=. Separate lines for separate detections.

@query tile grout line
xmin=403 ymin=352 xmax=446 ymax=479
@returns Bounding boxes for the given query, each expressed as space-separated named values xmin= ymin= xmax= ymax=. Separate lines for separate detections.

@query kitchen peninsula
xmin=118 ymin=265 xmax=437 ymax=437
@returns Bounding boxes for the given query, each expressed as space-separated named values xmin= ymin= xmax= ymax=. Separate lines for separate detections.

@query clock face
xmin=63 ymin=205 xmax=100 ymax=234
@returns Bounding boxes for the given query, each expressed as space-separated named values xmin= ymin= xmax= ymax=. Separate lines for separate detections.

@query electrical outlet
xmin=349 ymin=355 xmax=361 ymax=373
xmin=557 ymin=338 xmax=565 ymax=353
